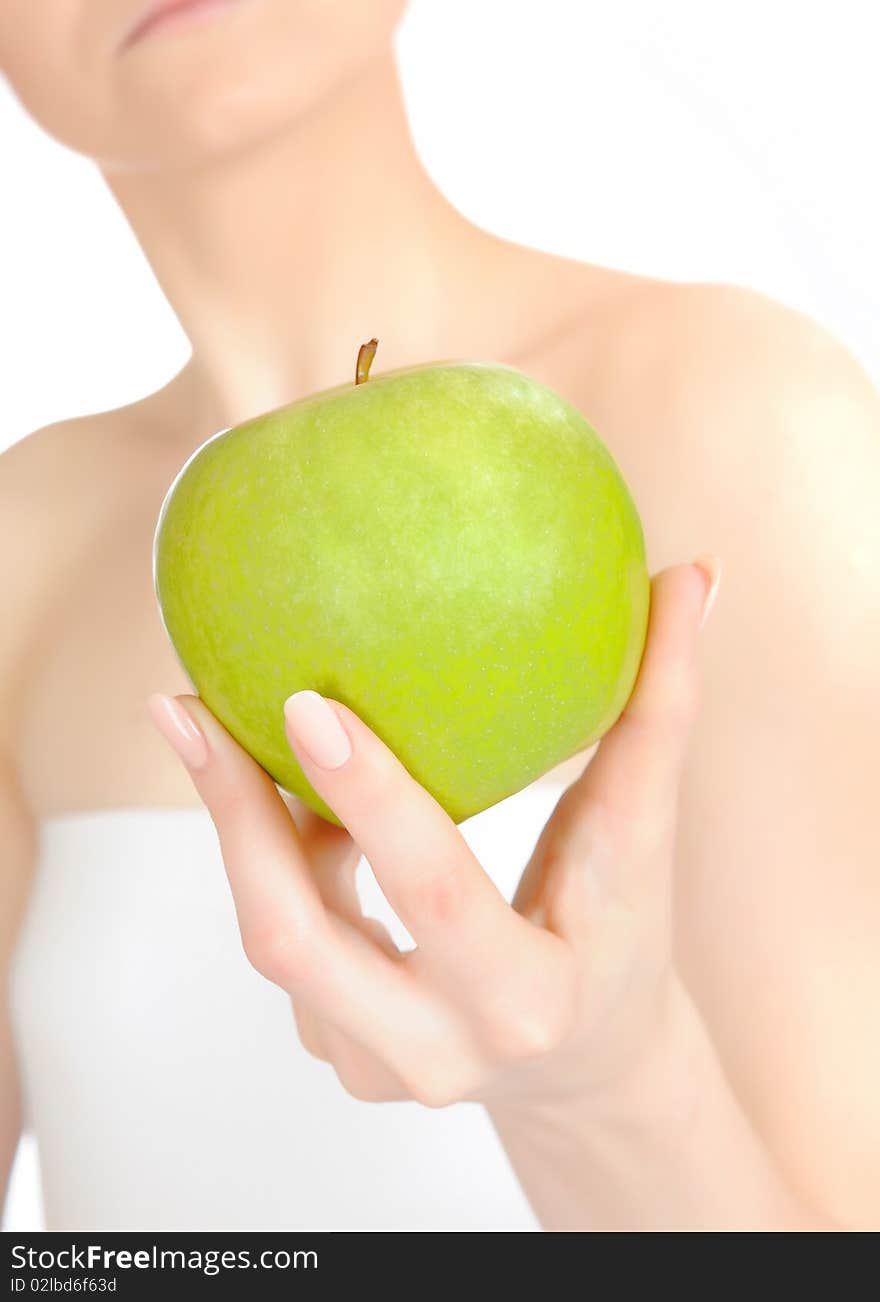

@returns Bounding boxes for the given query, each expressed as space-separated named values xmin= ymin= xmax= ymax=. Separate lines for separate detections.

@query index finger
xmin=283 ymin=691 xmax=540 ymax=977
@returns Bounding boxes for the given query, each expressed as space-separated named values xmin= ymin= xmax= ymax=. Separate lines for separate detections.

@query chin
xmin=2 ymin=0 xmax=407 ymax=171
xmin=108 ymin=0 xmax=409 ymax=170
xmin=111 ymin=72 xmax=319 ymax=169
xmin=101 ymin=38 xmax=357 ymax=169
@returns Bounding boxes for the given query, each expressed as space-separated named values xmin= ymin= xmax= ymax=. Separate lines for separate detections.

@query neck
xmin=101 ymin=51 xmax=513 ymax=435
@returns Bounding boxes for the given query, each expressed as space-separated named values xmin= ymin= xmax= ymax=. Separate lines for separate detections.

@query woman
xmin=1 ymin=1 xmax=878 ymax=1232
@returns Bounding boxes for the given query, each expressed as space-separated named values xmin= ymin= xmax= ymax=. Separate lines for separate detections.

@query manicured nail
xmin=693 ymin=554 xmax=722 ymax=629
xmin=284 ymin=690 xmax=352 ymax=770
xmin=146 ymin=693 xmax=209 ymax=770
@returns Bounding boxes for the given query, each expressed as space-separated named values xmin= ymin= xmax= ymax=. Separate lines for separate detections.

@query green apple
xmin=153 ymin=343 xmax=650 ymax=827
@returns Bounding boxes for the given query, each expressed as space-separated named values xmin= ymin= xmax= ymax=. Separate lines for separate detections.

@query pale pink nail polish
xmin=693 ymin=554 xmax=722 ymax=629
xmin=146 ymin=693 xmax=209 ymax=770
xmin=284 ymin=690 xmax=352 ymax=770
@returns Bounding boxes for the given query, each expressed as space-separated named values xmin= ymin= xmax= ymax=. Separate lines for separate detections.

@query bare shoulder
xmin=526 ymin=262 xmax=877 ymax=435
xmin=0 ymin=398 xmax=165 ymax=751
xmin=568 ymin=276 xmax=879 ymax=558
xmin=561 ymin=272 xmax=877 ymax=421
xmin=632 ymin=283 xmax=879 ymax=694
xmin=633 ymin=278 xmax=878 ymax=418
xmin=514 ymin=268 xmax=880 ymax=790
xmin=2 ymin=411 xmax=111 ymax=500
xmin=648 ymin=281 xmax=879 ymax=581
xmin=0 ymin=406 xmax=134 ymax=566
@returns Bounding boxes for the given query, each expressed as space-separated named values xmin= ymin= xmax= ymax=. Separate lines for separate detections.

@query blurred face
xmin=0 ymin=0 xmax=407 ymax=170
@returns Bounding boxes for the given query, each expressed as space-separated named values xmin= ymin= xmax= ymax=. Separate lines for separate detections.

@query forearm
xmin=489 ymin=978 xmax=833 ymax=1232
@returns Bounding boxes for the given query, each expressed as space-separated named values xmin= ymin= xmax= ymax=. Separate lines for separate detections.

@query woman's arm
xmin=497 ymin=325 xmax=880 ymax=1232
xmin=648 ymin=290 xmax=880 ymax=1229
xmin=0 ymin=436 xmax=58 ymax=1217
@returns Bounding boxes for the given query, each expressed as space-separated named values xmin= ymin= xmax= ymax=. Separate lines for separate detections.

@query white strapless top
xmin=10 ymin=782 xmax=567 ymax=1231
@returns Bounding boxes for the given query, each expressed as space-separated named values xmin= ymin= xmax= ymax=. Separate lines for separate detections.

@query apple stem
xmin=356 ymin=337 xmax=379 ymax=385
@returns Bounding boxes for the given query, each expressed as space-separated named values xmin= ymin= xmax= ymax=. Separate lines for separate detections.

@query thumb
xmin=519 ymin=556 xmax=720 ymax=934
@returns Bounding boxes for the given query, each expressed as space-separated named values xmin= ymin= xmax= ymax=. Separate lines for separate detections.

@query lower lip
xmin=120 ymin=0 xmax=243 ymax=53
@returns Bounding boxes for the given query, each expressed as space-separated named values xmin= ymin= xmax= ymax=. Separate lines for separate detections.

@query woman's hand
xmin=146 ymin=558 xmax=719 ymax=1114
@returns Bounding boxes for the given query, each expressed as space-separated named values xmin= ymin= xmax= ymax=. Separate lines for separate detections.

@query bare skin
xmin=2 ymin=4 xmax=880 ymax=1229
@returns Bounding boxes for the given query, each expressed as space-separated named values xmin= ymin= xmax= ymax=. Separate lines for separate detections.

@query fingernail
xmin=693 ymin=554 xmax=722 ymax=629
xmin=284 ymin=690 xmax=352 ymax=770
xmin=146 ymin=693 xmax=209 ymax=770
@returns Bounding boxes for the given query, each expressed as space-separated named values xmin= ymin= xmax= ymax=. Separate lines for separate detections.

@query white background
xmin=2 ymin=0 xmax=879 ymax=1230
